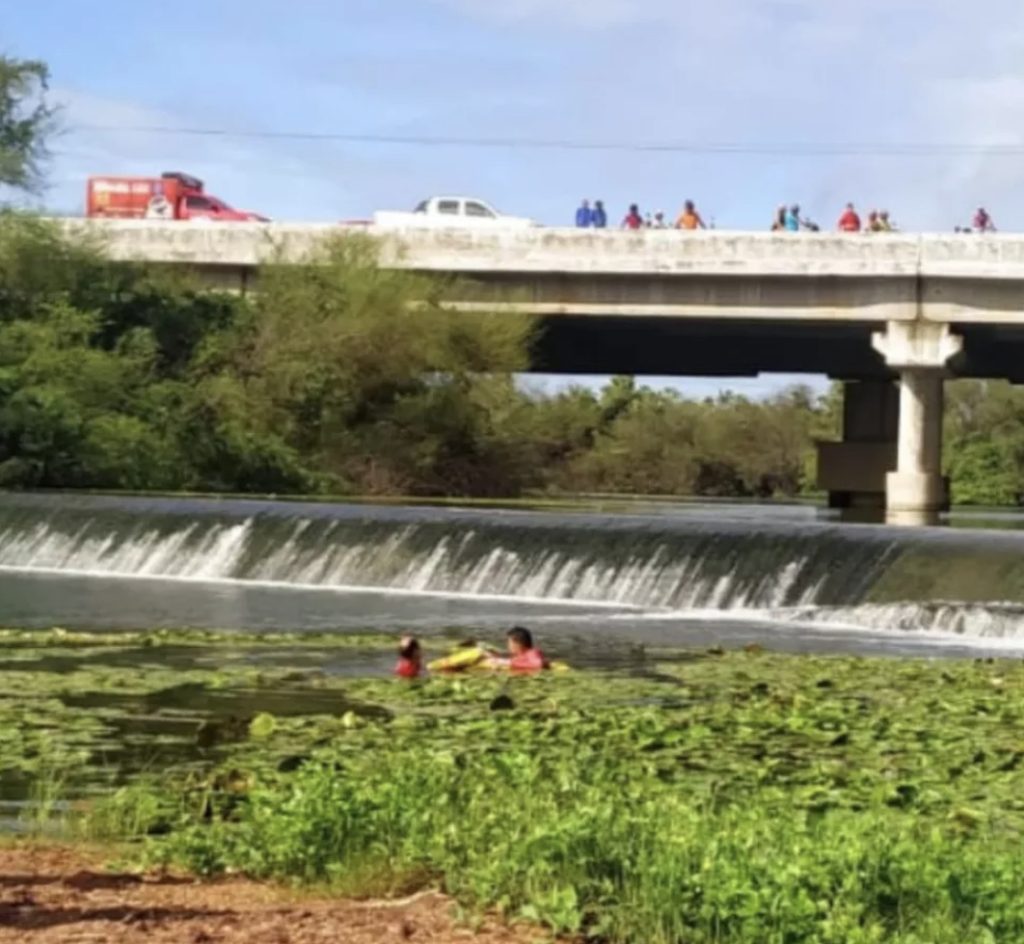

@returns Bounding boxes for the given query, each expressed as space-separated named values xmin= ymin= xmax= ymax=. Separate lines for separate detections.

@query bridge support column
xmin=816 ymin=381 xmax=897 ymax=512
xmin=871 ymin=323 xmax=963 ymax=526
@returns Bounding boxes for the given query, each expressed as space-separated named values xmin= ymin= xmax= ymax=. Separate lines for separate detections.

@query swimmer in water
xmin=488 ymin=626 xmax=549 ymax=673
xmin=394 ymin=635 xmax=423 ymax=679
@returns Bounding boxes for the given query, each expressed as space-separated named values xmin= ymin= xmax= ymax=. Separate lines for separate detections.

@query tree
xmin=0 ymin=56 xmax=56 ymax=193
xmin=191 ymin=234 xmax=538 ymax=495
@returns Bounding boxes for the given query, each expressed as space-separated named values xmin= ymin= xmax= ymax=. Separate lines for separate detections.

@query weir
xmin=3 ymin=494 xmax=1024 ymax=637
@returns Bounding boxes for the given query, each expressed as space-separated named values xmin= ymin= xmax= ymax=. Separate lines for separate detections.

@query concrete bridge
xmin=63 ymin=220 xmax=1024 ymax=524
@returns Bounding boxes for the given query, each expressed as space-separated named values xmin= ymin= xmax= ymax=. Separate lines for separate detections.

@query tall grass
xmin=139 ymin=743 xmax=1024 ymax=944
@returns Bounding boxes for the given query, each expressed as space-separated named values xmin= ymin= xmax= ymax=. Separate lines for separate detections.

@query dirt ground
xmin=0 ymin=845 xmax=553 ymax=944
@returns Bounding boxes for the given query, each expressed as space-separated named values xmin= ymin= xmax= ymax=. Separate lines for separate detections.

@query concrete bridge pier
xmin=871 ymin=323 xmax=963 ymax=526
xmin=816 ymin=380 xmax=898 ymax=514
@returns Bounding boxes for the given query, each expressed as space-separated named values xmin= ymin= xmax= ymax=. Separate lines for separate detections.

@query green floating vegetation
xmin=6 ymin=633 xmax=1019 ymax=944
xmin=0 ymin=629 xmax=417 ymax=795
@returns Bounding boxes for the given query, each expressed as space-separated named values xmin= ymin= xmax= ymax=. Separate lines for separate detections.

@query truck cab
xmin=414 ymin=197 xmax=498 ymax=220
xmin=373 ymin=196 xmax=534 ymax=229
xmin=179 ymin=190 xmax=251 ymax=221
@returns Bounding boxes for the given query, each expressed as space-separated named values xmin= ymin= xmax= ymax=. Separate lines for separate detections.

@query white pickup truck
xmin=373 ymin=196 xmax=535 ymax=229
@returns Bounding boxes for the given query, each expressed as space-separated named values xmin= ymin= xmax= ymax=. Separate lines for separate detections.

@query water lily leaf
xmin=249 ymin=713 xmax=277 ymax=739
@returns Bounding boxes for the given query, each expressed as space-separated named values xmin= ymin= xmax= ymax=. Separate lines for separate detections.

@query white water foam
xmin=599 ymin=605 xmax=1024 ymax=653
xmin=0 ymin=564 xmax=645 ymax=611
xmin=769 ymin=601 xmax=1024 ymax=639
xmin=2 ymin=507 xmax=1020 ymax=640
xmin=0 ymin=514 xmax=828 ymax=610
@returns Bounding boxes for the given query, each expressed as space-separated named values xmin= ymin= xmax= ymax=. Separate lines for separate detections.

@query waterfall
xmin=4 ymin=493 xmax=1024 ymax=637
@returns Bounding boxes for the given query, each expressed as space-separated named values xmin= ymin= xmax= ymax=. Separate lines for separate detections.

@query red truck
xmin=86 ymin=171 xmax=267 ymax=221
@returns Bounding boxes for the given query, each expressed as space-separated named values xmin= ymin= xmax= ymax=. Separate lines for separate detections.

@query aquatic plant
xmin=11 ymin=630 xmax=1024 ymax=941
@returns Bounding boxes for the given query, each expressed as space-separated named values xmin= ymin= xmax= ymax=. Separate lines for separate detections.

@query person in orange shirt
xmin=837 ymin=203 xmax=862 ymax=232
xmin=676 ymin=200 xmax=706 ymax=230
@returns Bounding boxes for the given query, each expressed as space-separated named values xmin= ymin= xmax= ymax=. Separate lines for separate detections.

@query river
xmin=3 ymin=492 xmax=1024 ymax=659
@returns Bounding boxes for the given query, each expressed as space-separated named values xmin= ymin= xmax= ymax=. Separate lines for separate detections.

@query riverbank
xmin=0 ymin=844 xmax=547 ymax=944
xmin=6 ymin=628 xmax=1024 ymax=941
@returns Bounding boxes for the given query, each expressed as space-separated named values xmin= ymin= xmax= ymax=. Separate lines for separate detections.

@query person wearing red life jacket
xmin=394 ymin=635 xmax=423 ymax=679
xmin=503 ymin=626 xmax=549 ymax=673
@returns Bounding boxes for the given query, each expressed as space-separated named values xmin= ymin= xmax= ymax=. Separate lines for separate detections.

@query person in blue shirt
xmin=784 ymin=204 xmax=802 ymax=232
xmin=591 ymin=200 xmax=608 ymax=228
xmin=575 ymin=199 xmax=592 ymax=227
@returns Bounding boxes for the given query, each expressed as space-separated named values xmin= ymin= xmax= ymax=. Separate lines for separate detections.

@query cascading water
xmin=3 ymin=492 xmax=1024 ymax=638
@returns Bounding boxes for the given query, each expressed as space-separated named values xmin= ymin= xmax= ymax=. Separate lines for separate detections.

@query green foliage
xmin=249 ymin=713 xmax=278 ymax=739
xmin=69 ymin=645 xmax=1024 ymax=944
xmin=5 ymin=215 xmax=1024 ymax=504
xmin=0 ymin=56 xmax=56 ymax=193
xmin=948 ymin=439 xmax=1020 ymax=506
xmin=945 ymin=380 xmax=1024 ymax=506
xmin=539 ymin=382 xmax=832 ymax=498
xmin=11 ymin=630 xmax=1024 ymax=941
xmin=0 ymin=217 xmax=537 ymax=495
xmin=192 ymin=234 xmax=536 ymax=495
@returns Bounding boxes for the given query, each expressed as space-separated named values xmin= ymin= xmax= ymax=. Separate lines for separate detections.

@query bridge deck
xmin=58 ymin=220 xmax=1024 ymax=380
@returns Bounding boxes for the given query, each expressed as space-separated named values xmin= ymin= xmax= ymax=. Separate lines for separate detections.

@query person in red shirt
xmin=394 ymin=635 xmax=423 ymax=679
xmin=504 ymin=626 xmax=549 ymax=673
xmin=973 ymin=207 xmax=996 ymax=232
xmin=622 ymin=204 xmax=643 ymax=230
xmin=837 ymin=203 xmax=861 ymax=233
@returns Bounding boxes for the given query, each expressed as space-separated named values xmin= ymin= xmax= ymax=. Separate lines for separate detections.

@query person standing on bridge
xmin=622 ymin=204 xmax=644 ymax=230
xmin=676 ymin=200 xmax=706 ymax=230
xmin=837 ymin=203 xmax=862 ymax=233
xmin=575 ymin=199 xmax=592 ymax=228
xmin=973 ymin=207 xmax=996 ymax=232
xmin=591 ymin=200 xmax=608 ymax=228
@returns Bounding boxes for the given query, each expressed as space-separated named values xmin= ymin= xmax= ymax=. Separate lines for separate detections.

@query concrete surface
xmin=61 ymin=221 xmax=1024 ymax=328
xmin=61 ymin=219 xmax=1014 ymax=275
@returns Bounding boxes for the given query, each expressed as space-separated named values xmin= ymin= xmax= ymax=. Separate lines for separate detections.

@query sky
xmin=6 ymin=0 xmax=1024 ymax=396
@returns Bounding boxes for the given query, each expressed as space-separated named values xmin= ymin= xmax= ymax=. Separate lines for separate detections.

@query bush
xmin=153 ymin=742 xmax=1024 ymax=944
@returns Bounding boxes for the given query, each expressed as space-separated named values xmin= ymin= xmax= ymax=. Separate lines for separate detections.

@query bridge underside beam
xmin=531 ymin=317 xmax=1024 ymax=382
xmin=455 ymin=271 xmax=915 ymax=323
xmin=166 ymin=264 xmax=1024 ymax=382
xmin=533 ymin=317 xmax=891 ymax=377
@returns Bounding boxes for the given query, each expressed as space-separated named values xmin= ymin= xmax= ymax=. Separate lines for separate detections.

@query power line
xmin=67 ymin=125 xmax=1024 ymax=157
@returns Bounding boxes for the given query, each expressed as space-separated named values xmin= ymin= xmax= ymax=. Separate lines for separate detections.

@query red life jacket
xmin=395 ymin=658 xmax=421 ymax=679
xmin=509 ymin=648 xmax=548 ymax=673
